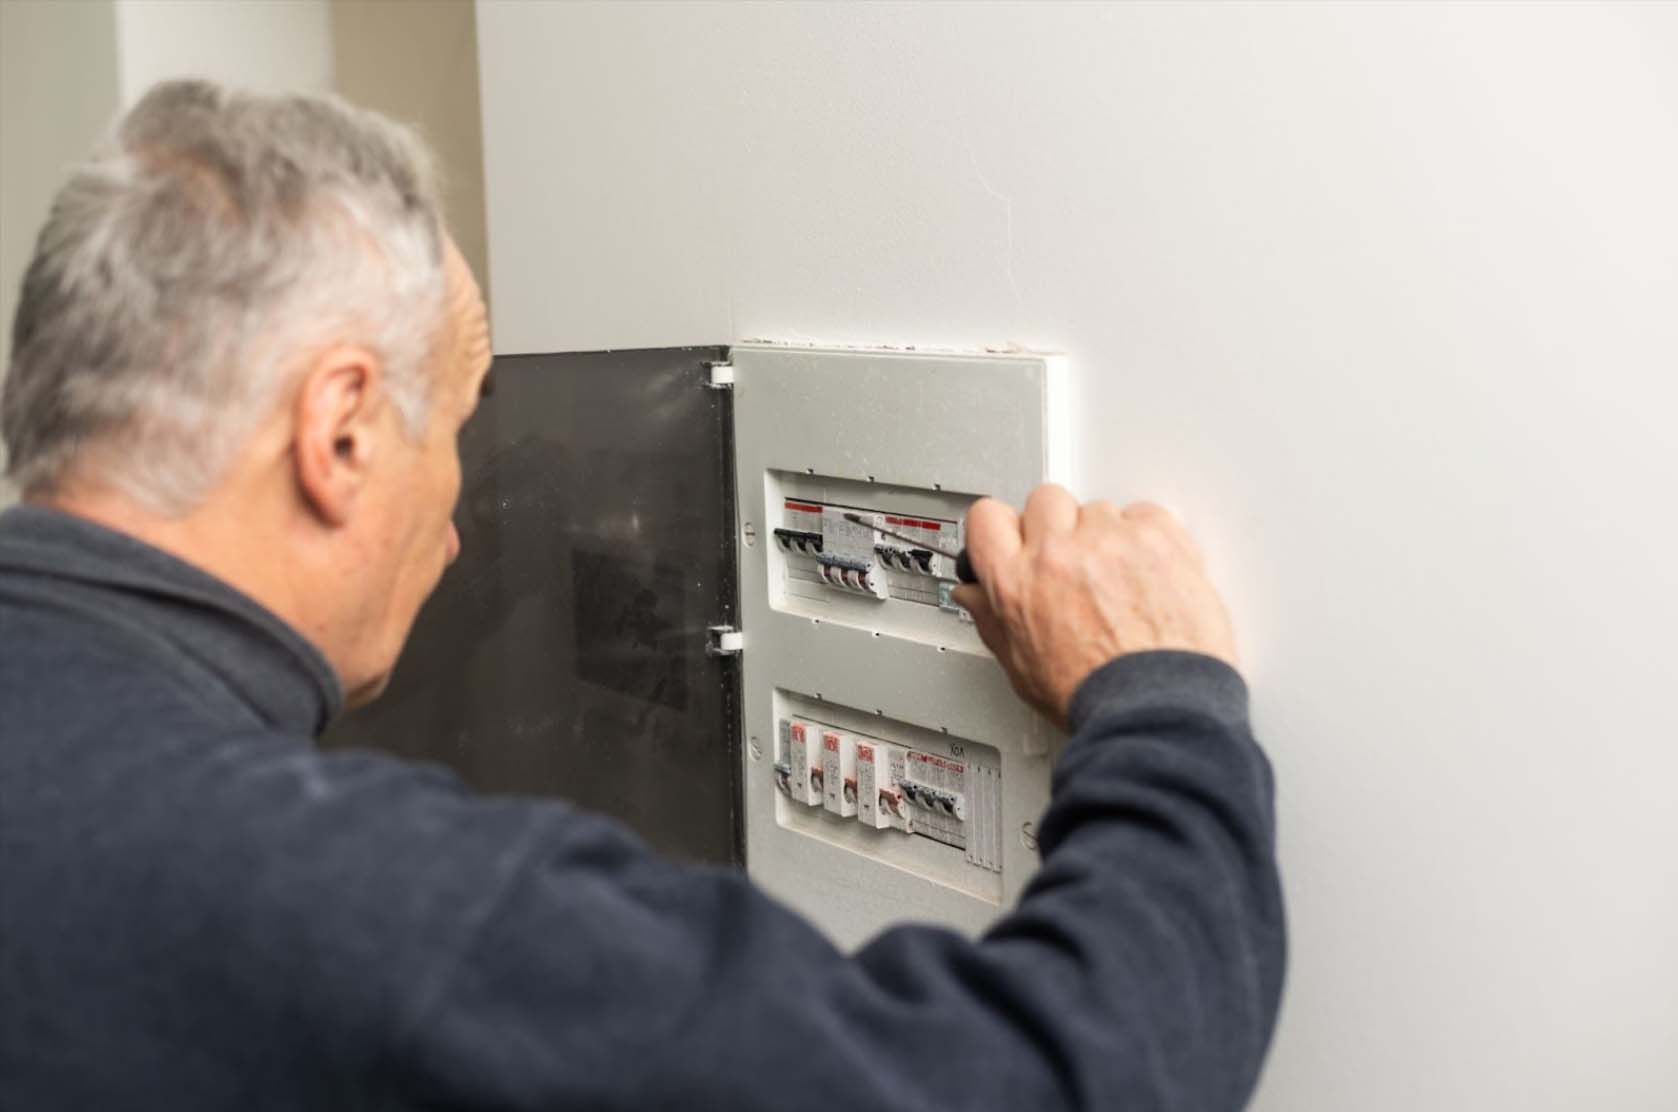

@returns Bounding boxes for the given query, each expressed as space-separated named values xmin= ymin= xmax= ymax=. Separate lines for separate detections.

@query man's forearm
xmin=394 ymin=651 xmax=1284 ymax=1111
xmin=1022 ymin=650 xmax=1284 ymax=1105
xmin=848 ymin=649 xmax=1286 ymax=1109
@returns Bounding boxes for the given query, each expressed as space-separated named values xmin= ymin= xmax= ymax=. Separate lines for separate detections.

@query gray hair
xmin=2 ymin=79 xmax=447 ymax=513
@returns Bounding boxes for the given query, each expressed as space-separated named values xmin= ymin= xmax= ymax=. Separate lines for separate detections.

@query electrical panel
xmin=333 ymin=343 xmax=1068 ymax=945
xmin=734 ymin=345 xmax=1069 ymax=947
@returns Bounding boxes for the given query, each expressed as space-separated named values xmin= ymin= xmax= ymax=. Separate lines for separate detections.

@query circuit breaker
xmin=778 ymin=703 xmax=1003 ymax=857
xmin=777 ymin=501 xmax=964 ymax=612
xmin=733 ymin=345 xmax=1068 ymax=947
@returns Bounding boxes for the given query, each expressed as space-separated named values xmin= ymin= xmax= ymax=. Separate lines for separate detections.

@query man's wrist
xmin=1066 ymin=650 xmax=1249 ymax=735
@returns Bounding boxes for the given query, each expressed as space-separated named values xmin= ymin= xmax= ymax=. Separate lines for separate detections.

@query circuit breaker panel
xmin=325 ymin=343 xmax=1068 ymax=949
xmin=733 ymin=345 xmax=1069 ymax=947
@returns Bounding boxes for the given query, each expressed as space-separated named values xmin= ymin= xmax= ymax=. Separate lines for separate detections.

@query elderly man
xmin=0 ymin=82 xmax=1284 ymax=1109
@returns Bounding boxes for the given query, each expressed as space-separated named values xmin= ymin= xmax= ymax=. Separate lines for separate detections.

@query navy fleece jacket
xmin=0 ymin=505 xmax=1285 ymax=1110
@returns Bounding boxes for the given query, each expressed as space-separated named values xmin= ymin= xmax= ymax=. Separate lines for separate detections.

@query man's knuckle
xmin=1121 ymin=501 xmax=1171 ymax=525
xmin=1086 ymin=499 xmax=1121 ymax=519
xmin=1146 ymin=520 xmax=1191 ymax=556
xmin=1039 ymin=536 xmax=1080 ymax=577
xmin=989 ymin=573 xmax=1023 ymax=613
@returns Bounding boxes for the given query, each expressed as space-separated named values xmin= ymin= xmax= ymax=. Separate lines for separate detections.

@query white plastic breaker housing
xmin=733 ymin=344 xmax=1070 ymax=948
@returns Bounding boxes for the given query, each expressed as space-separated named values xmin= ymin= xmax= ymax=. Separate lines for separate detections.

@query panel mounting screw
xmin=749 ymin=737 xmax=763 ymax=761
xmin=1020 ymin=821 xmax=1039 ymax=852
xmin=742 ymin=521 xmax=757 ymax=547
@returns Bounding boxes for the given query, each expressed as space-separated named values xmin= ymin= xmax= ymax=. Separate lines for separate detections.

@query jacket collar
xmin=0 ymin=503 xmax=343 ymax=736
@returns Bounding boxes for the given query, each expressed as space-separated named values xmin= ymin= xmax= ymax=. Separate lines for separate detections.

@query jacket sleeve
xmin=386 ymin=650 xmax=1286 ymax=1112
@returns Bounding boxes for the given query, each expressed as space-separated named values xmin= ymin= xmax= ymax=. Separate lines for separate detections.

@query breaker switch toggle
xmin=856 ymin=739 xmax=912 ymax=832
xmin=821 ymin=730 xmax=859 ymax=818
xmin=778 ymin=718 xmax=824 ymax=807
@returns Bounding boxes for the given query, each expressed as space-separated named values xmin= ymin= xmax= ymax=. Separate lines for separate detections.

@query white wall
xmin=114 ymin=0 xmax=333 ymax=104
xmin=476 ymin=3 xmax=1678 ymax=1108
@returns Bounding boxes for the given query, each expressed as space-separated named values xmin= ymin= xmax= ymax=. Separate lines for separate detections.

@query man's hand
xmin=952 ymin=486 xmax=1238 ymax=729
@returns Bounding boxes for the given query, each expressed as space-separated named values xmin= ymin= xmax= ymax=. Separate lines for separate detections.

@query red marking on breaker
xmin=784 ymin=500 xmax=823 ymax=513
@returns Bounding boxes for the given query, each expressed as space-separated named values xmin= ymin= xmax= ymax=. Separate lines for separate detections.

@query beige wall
xmin=330 ymin=0 xmax=489 ymax=297
xmin=114 ymin=0 xmax=335 ymax=102
xmin=0 ymin=0 xmax=490 ymax=503
xmin=0 ymin=0 xmax=124 ymax=499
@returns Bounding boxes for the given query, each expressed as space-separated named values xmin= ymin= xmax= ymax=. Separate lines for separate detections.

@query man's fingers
xmin=960 ymin=491 xmax=1237 ymax=720
xmin=1122 ymin=502 xmax=1198 ymax=539
xmin=1079 ymin=499 xmax=1124 ymax=525
xmin=1122 ymin=501 xmax=1202 ymax=563
xmin=952 ymin=584 xmax=1008 ymax=660
xmin=1022 ymin=484 xmax=1079 ymax=540
xmin=963 ymin=497 xmax=1022 ymax=587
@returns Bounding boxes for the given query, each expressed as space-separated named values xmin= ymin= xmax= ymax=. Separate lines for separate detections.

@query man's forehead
xmin=468 ymin=287 xmax=491 ymax=351
xmin=463 ymin=292 xmax=492 ymax=375
xmin=439 ymin=242 xmax=491 ymax=375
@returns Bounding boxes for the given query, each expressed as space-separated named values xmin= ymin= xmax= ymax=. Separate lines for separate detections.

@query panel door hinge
xmin=706 ymin=361 xmax=735 ymax=389
xmin=707 ymin=624 xmax=744 ymax=656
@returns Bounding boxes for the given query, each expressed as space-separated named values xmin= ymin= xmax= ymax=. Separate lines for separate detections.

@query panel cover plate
xmin=732 ymin=344 xmax=1069 ymax=947
xmin=323 ymin=347 xmax=742 ymax=866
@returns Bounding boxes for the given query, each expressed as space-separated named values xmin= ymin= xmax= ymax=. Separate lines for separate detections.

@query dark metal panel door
xmin=322 ymin=347 xmax=741 ymax=866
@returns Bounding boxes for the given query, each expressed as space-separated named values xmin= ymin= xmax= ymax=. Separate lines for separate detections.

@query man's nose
xmin=445 ymin=521 xmax=461 ymax=566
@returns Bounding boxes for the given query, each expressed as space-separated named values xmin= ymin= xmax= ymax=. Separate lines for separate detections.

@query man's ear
xmin=293 ymin=345 xmax=385 ymax=527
